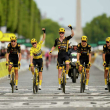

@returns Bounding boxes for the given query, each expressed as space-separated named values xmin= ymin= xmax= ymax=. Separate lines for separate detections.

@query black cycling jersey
xmin=77 ymin=43 xmax=91 ymax=60
xmin=7 ymin=43 xmax=21 ymax=58
xmin=54 ymin=35 xmax=72 ymax=53
xmin=103 ymin=44 xmax=110 ymax=60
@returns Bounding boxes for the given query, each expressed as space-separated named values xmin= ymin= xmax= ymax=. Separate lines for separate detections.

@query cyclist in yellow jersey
xmin=30 ymin=28 xmax=46 ymax=90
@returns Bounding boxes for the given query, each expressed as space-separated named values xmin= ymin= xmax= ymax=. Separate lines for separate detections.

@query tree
xmin=41 ymin=19 xmax=61 ymax=48
xmin=83 ymin=14 xmax=110 ymax=43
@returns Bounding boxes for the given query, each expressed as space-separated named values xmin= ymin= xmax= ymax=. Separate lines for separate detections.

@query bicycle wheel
xmin=83 ymin=73 xmax=86 ymax=91
xmin=72 ymin=68 xmax=76 ymax=83
xmin=62 ymin=72 xmax=65 ymax=93
xmin=80 ymin=72 xmax=84 ymax=93
xmin=12 ymin=73 xmax=14 ymax=93
xmin=33 ymin=73 xmax=36 ymax=94
xmin=108 ymin=72 xmax=110 ymax=92
xmin=35 ymin=72 xmax=38 ymax=93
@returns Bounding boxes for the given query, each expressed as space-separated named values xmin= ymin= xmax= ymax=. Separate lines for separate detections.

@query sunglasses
xmin=32 ymin=43 xmax=36 ymax=45
xmin=106 ymin=41 xmax=109 ymax=43
xmin=82 ymin=40 xmax=86 ymax=42
xmin=59 ymin=32 xmax=64 ymax=34
xmin=11 ymin=40 xmax=16 ymax=42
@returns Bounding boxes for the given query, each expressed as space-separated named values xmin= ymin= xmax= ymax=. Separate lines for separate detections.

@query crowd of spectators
xmin=0 ymin=48 xmax=6 ymax=59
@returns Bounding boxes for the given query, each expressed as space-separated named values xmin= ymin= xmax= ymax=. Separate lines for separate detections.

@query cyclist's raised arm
xmin=68 ymin=25 xmax=74 ymax=37
xmin=41 ymin=28 xmax=46 ymax=42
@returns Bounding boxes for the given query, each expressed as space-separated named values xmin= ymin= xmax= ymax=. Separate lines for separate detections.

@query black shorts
xmin=9 ymin=56 xmax=18 ymax=67
xmin=57 ymin=52 xmax=69 ymax=68
xmin=33 ymin=58 xmax=43 ymax=72
xmin=80 ymin=58 xmax=89 ymax=69
xmin=105 ymin=58 xmax=110 ymax=69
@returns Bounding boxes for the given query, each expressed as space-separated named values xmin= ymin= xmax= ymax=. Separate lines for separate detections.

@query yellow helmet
xmin=106 ymin=37 xmax=110 ymax=42
xmin=10 ymin=36 xmax=17 ymax=40
xmin=81 ymin=36 xmax=87 ymax=41
xmin=31 ymin=38 xmax=37 ymax=44
xmin=59 ymin=28 xmax=65 ymax=32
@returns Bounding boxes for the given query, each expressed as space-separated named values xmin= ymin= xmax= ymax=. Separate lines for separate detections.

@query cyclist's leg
xmin=8 ymin=57 xmax=13 ymax=77
xmin=58 ymin=56 xmax=63 ymax=89
xmin=14 ymin=59 xmax=19 ymax=88
xmin=79 ymin=58 xmax=83 ymax=74
xmin=104 ymin=61 xmax=108 ymax=89
xmin=64 ymin=53 xmax=70 ymax=79
xmin=85 ymin=59 xmax=90 ymax=89
xmin=31 ymin=59 xmax=36 ymax=75
xmin=38 ymin=59 xmax=43 ymax=87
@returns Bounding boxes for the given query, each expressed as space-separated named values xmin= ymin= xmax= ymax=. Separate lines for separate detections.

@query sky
xmin=35 ymin=0 xmax=110 ymax=27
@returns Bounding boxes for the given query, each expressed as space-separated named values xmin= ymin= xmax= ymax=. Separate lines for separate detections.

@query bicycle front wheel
xmin=12 ymin=73 xmax=14 ymax=93
xmin=108 ymin=72 xmax=110 ymax=92
xmin=33 ymin=73 xmax=36 ymax=94
xmin=80 ymin=72 xmax=84 ymax=93
xmin=62 ymin=72 xmax=65 ymax=93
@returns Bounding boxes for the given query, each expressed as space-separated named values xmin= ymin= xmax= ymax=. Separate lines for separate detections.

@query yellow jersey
xmin=30 ymin=41 xmax=43 ymax=59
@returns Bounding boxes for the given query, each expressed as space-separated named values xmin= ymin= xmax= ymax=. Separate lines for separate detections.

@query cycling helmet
xmin=81 ymin=36 xmax=87 ymax=41
xmin=31 ymin=38 xmax=37 ymax=44
xmin=59 ymin=28 xmax=65 ymax=32
xmin=10 ymin=36 xmax=17 ymax=40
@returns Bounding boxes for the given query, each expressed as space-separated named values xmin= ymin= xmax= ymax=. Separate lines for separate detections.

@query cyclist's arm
xmin=6 ymin=53 xmax=9 ymax=62
xmin=18 ymin=53 xmax=21 ymax=62
xmin=102 ymin=53 xmax=105 ymax=61
xmin=6 ymin=44 xmax=10 ymax=62
xmin=88 ymin=45 xmax=91 ymax=62
xmin=50 ymin=46 xmax=55 ymax=52
xmin=30 ymin=55 xmax=33 ymax=64
xmin=71 ymin=29 xmax=74 ymax=37
xmin=89 ymin=53 xmax=91 ymax=62
xmin=41 ymin=31 xmax=46 ymax=42
xmin=77 ymin=53 xmax=80 ymax=61
xmin=50 ymin=39 xmax=57 ymax=52
xmin=102 ymin=45 xmax=105 ymax=61
xmin=77 ymin=44 xmax=80 ymax=61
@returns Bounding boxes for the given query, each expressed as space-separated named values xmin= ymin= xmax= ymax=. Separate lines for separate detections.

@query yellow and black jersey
xmin=77 ymin=43 xmax=91 ymax=58
xmin=54 ymin=35 xmax=72 ymax=53
xmin=7 ymin=43 xmax=21 ymax=58
xmin=30 ymin=41 xmax=43 ymax=59
xmin=103 ymin=44 xmax=110 ymax=59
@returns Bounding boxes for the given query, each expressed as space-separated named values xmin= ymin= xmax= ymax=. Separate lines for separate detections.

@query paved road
xmin=0 ymin=61 xmax=110 ymax=110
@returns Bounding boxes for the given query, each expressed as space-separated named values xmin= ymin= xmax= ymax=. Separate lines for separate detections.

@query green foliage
xmin=83 ymin=14 xmax=110 ymax=44
xmin=41 ymin=19 xmax=61 ymax=48
xmin=0 ymin=0 xmax=41 ymax=40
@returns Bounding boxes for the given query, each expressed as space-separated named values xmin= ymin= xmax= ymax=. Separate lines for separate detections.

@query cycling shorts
xmin=9 ymin=56 xmax=18 ymax=67
xmin=33 ymin=58 xmax=43 ymax=72
xmin=80 ymin=58 xmax=89 ymax=69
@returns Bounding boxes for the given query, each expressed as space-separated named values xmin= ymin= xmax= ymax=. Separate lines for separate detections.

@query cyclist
xmin=77 ymin=36 xmax=91 ymax=90
xmin=30 ymin=28 xmax=46 ymax=90
xmin=49 ymin=25 xmax=74 ymax=90
xmin=6 ymin=36 xmax=21 ymax=90
xmin=103 ymin=37 xmax=110 ymax=90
